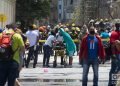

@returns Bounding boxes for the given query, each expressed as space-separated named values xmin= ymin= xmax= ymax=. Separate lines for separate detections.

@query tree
xmin=71 ymin=5 xmax=81 ymax=25
xmin=16 ymin=0 xmax=50 ymax=28
xmin=80 ymin=0 xmax=99 ymax=24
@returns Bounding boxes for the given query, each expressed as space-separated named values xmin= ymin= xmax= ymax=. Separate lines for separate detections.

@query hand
xmin=101 ymin=59 xmax=105 ymax=64
xmin=99 ymin=59 xmax=105 ymax=64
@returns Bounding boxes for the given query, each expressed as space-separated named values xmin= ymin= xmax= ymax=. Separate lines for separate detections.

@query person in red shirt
xmin=79 ymin=26 xmax=105 ymax=86
xmin=108 ymin=23 xmax=120 ymax=86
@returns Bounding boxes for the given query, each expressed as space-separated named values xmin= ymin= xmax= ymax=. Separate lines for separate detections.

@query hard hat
xmin=64 ymin=28 xmax=69 ymax=32
xmin=72 ymin=27 xmax=75 ymax=30
xmin=43 ymin=26 xmax=46 ymax=29
xmin=105 ymin=18 xmax=108 ymax=21
xmin=89 ymin=19 xmax=94 ymax=23
xmin=72 ymin=23 xmax=75 ymax=26
xmin=100 ymin=19 xmax=103 ymax=22
xmin=32 ymin=24 xmax=37 ymax=29
xmin=39 ymin=26 xmax=45 ymax=32
xmin=76 ymin=27 xmax=80 ymax=31
xmin=66 ymin=23 xmax=69 ymax=26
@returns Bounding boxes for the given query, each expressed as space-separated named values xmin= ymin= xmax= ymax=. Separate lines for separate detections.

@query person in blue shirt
xmin=80 ymin=26 xmax=105 ymax=86
xmin=88 ymin=35 xmax=98 ymax=60
xmin=100 ymin=29 xmax=111 ymax=61
xmin=100 ymin=29 xmax=110 ymax=45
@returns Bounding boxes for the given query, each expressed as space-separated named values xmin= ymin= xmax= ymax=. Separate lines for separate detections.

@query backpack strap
xmin=11 ymin=33 xmax=20 ymax=55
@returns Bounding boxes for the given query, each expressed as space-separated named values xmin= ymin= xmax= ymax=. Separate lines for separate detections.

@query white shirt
xmin=26 ymin=30 xmax=39 ymax=47
xmin=56 ymin=33 xmax=63 ymax=42
xmin=45 ymin=35 xmax=56 ymax=47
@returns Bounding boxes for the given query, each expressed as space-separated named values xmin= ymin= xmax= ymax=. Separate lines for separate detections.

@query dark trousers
xmin=38 ymin=43 xmax=43 ymax=54
xmin=82 ymin=59 xmax=99 ymax=86
xmin=75 ymin=42 xmax=79 ymax=55
xmin=108 ymin=55 xmax=120 ymax=86
xmin=43 ymin=45 xmax=52 ymax=66
xmin=0 ymin=60 xmax=19 ymax=86
xmin=26 ymin=45 xmax=38 ymax=68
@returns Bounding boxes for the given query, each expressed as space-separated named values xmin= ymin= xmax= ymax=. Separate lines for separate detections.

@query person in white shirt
xmin=26 ymin=25 xmax=39 ymax=68
xmin=43 ymin=31 xmax=56 ymax=67
xmin=56 ymin=32 xmax=64 ymax=65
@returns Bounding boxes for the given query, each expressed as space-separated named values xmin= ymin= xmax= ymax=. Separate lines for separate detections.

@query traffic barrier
xmin=39 ymin=40 xmax=79 ymax=43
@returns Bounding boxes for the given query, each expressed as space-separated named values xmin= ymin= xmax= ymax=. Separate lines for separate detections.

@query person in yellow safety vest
xmin=70 ymin=27 xmax=78 ymax=39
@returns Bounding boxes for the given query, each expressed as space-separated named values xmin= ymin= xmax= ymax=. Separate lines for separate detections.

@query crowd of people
xmin=0 ymin=19 xmax=120 ymax=86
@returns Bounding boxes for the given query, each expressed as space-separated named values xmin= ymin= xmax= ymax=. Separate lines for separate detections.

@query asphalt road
xmin=18 ymin=54 xmax=111 ymax=86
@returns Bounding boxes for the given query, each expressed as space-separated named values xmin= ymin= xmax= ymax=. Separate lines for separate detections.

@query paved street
xmin=19 ymin=54 xmax=111 ymax=86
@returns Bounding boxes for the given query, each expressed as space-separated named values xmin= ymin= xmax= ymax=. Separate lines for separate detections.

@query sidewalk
xmin=19 ymin=54 xmax=111 ymax=86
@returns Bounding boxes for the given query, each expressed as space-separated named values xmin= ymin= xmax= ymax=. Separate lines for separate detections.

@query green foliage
xmin=16 ymin=0 xmax=50 ymax=20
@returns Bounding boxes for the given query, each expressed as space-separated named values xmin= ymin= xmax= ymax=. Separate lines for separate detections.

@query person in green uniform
xmin=0 ymin=25 xmax=25 ymax=86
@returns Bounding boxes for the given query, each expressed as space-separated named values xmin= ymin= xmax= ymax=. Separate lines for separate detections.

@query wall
xmin=0 ymin=0 xmax=16 ymax=28
xmin=58 ymin=0 xmax=64 ymax=22
xmin=58 ymin=0 xmax=81 ymax=23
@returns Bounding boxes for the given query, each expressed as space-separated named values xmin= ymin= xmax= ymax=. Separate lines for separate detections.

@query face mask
xmin=90 ymin=31 xmax=95 ymax=35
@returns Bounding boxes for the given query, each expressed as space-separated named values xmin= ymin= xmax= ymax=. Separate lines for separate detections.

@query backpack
xmin=0 ymin=32 xmax=15 ymax=61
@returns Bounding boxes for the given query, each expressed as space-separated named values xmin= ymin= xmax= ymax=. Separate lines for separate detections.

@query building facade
xmin=57 ymin=0 xmax=120 ymax=24
xmin=58 ymin=0 xmax=81 ymax=23
xmin=0 ymin=0 xmax=16 ymax=28
xmin=58 ymin=0 xmax=64 ymax=22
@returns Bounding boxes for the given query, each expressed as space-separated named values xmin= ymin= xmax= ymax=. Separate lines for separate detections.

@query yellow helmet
xmin=105 ymin=18 xmax=108 ymax=22
xmin=76 ymin=27 xmax=80 ymax=31
xmin=66 ymin=23 xmax=69 ymax=26
xmin=100 ymin=19 xmax=103 ymax=22
xmin=72 ymin=27 xmax=75 ymax=30
xmin=72 ymin=23 xmax=75 ymax=27
xmin=32 ymin=24 xmax=37 ymax=29
xmin=64 ymin=28 xmax=69 ymax=32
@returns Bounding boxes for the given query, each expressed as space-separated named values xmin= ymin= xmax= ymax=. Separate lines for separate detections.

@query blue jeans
xmin=43 ymin=45 xmax=52 ymax=66
xmin=108 ymin=55 xmax=120 ymax=86
xmin=82 ymin=59 xmax=99 ymax=86
xmin=0 ymin=60 xmax=19 ymax=86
